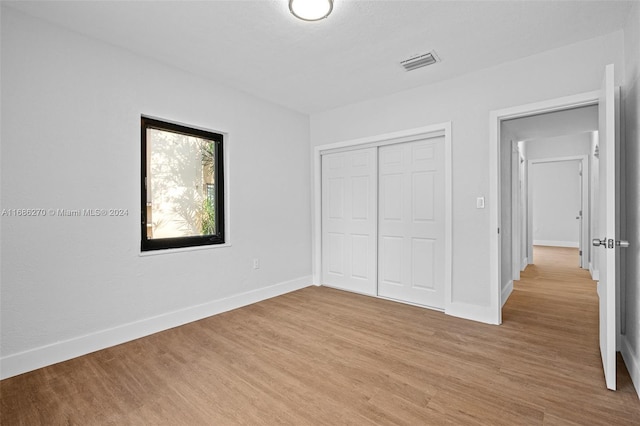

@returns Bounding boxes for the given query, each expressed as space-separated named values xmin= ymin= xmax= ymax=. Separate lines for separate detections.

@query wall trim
xmin=0 ymin=276 xmax=312 ymax=380
xmin=589 ymin=262 xmax=600 ymax=281
xmin=533 ymin=240 xmax=580 ymax=248
xmin=445 ymin=302 xmax=498 ymax=325
xmin=502 ymin=280 xmax=514 ymax=307
xmin=621 ymin=335 xmax=640 ymax=399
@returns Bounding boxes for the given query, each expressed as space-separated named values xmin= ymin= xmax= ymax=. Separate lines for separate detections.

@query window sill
xmin=139 ymin=242 xmax=232 ymax=257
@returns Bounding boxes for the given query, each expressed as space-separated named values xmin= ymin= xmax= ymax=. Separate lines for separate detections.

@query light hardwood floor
xmin=1 ymin=246 xmax=639 ymax=424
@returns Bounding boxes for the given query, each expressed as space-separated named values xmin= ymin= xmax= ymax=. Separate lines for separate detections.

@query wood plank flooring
xmin=2 ymin=246 xmax=639 ymax=425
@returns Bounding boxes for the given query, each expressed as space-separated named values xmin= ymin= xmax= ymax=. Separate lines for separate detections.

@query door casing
xmin=490 ymin=91 xmax=600 ymax=324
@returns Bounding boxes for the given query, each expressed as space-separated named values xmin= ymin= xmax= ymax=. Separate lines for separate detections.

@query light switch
xmin=476 ymin=197 xmax=485 ymax=209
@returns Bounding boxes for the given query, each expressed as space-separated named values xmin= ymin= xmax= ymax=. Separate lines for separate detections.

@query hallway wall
xmin=621 ymin=1 xmax=640 ymax=397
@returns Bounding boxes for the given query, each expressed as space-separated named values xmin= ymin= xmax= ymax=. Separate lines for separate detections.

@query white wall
xmin=0 ymin=8 xmax=312 ymax=378
xmin=526 ymin=132 xmax=592 ymax=160
xmin=531 ymin=161 xmax=581 ymax=247
xmin=621 ymin=1 xmax=640 ymax=398
xmin=311 ymin=31 xmax=624 ymax=323
xmin=502 ymin=105 xmax=598 ymax=142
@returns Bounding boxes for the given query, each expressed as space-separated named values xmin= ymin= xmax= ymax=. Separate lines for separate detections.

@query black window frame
xmin=141 ymin=116 xmax=225 ymax=252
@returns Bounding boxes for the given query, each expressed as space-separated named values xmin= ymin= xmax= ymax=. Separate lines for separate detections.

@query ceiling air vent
xmin=400 ymin=51 xmax=440 ymax=71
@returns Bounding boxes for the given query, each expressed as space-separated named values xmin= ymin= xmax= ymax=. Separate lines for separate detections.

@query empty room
xmin=1 ymin=1 xmax=640 ymax=424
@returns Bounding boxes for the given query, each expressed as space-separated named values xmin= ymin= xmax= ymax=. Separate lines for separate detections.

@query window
xmin=141 ymin=116 xmax=225 ymax=251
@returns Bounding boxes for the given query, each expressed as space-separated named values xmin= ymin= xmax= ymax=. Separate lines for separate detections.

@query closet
xmin=321 ymin=134 xmax=446 ymax=310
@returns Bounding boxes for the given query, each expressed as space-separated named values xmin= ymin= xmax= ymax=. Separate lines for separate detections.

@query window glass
xmin=142 ymin=117 xmax=224 ymax=251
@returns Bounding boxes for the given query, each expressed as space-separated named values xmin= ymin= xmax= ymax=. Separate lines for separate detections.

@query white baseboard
xmin=621 ymin=336 xmax=640 ymax=399
xmin=446 ymin=301 xmax=499 ymax=325
xmin=533 ymin=240 xmax=579 ymax=248
xmin=0 ymin=275 xmax=312 ymax=380
xmin=589 ymin=262 xmax=599 ymax=281
xmin=502 ymin=280 xmax=514 ymax=307
xmin=521 ymin=257 xmax=528 ymax=271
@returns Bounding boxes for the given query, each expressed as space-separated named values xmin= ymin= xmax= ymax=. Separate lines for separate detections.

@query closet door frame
xmin=312 ymin=122 xmax=452 ymax=313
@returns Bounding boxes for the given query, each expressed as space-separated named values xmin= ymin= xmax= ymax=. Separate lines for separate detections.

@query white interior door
xmin=321 ymin=148 xmax=377 ymax=295
xmin=511 ymin=142 xmax=521 ymax=281
xmin=520 ymin=152 xmax=527 ymax=270
xmin=578 ymin=161 xmax=583 ymax=268
xmin=378 ymin=137 xmax=445 ymax=309
xmin=595 ymin=63 xmax=617 ymax=391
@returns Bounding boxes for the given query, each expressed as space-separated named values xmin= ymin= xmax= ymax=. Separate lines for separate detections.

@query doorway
xmin=500 ymin=106 xmax=598 ymax=309
xmin=527 ymin=156 xmax=589 ymax=268
xmin=490 ymin=65 xmax=622 ymax=390
xmin=488 ymin=90 xmax=601 ymax=324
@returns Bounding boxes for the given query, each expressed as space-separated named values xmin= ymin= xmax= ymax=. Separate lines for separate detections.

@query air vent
xmin=400 ymin=51 xmax=440 ymax=71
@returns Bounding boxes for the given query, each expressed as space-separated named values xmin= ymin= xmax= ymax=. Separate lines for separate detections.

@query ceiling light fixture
xmin=289 ymin=0 xmax=333 ymax=21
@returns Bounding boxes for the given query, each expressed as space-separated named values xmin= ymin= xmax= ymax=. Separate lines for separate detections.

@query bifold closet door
xmin=378 ymin=138 xmax=445 ymax=309
xmin=321 ymin=148 xmax=377 ymax=295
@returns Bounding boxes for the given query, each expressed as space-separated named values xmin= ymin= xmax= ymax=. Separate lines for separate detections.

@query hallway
xmin=502 ymin=245 xmax=639 ymax=421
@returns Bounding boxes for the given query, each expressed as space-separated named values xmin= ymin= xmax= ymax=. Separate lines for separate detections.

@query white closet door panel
xmin=380 ymin=235 xmax=403 ymax=285
xmin=351 ymin=176 xmax=369 ymax=219
xmin=381 ymin=173 xmax=403 ymax=221
xmin=378 ymin=137 xmax=445 ymax=309
xmin=325 ymin=232 xmax=344 ymax=276
xmin=413 ymin=172 xmax=435 ymax=221
xmin=326 ymin=177 xmax=345 ymax=219
xmin=411 ymin=237 xmax=436 ymax=289
xmin=351 ymin=234 xmax=370 ymax=279
xmin=321 ymin=148 xmax=377 ymax=295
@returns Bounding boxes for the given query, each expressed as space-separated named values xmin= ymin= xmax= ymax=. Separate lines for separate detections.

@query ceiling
xmin=4 ymin=1 xmax=633 ymax=114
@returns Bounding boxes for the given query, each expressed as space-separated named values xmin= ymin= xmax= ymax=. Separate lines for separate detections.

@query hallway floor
xmin=503 ymin=245 xmax=639 ymax=418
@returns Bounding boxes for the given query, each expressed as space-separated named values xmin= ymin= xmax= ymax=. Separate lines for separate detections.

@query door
xmin=595 ymin=63 xmax=618 ymax=391
xmin=520 ymin=152 xmax=527 ymax=269
xmin=578 ymin=162 xmax=583 ymax=268
xmin=378 ymin=137 xmax=445 ymax=309
xmin=512 ymin=142 xmax=521 ymax=281
xmin=321 ymin=148 xmax=377 ymax=295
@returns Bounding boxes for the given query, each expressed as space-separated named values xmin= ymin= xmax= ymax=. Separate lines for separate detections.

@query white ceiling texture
xmin=4 ymin=0 xmax=634 ymax=114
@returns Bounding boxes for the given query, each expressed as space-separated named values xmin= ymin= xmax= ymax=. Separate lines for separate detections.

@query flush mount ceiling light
xmin=289 ymin=0 xmax=333 ymax=21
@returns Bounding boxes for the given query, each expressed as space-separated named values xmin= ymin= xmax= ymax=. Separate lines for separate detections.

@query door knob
xmin=593 ymin=238 xmax=630 ymax=248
